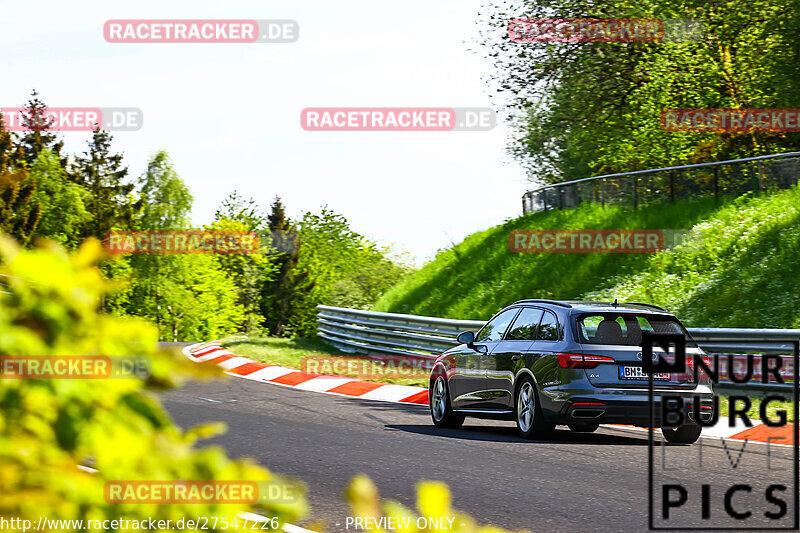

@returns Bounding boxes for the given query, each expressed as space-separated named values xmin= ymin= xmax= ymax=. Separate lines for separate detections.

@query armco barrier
xmin=316 ymin=305 xmax=800 ymax=390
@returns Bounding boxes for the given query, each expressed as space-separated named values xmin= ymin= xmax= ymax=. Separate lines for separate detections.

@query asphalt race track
xmin=159 ymin=365 xmax=796 ymax=533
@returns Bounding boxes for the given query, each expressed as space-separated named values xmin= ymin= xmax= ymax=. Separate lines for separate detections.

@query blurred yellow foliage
xmin=0 ymin=235 xmax=308 ymax=531
xmin=345 ymin=474 xmax=529 ymax=533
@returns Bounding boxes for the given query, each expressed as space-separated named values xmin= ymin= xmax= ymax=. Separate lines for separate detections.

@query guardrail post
xmin=632 ymin=176 xmax=637 ymax=210
xmin=759 ymin=161 xmax=765 ymax=191
xmin=669 ymin=171 xmax=675 ymax=203
xmin=558 ymin=187 xmax=563 ymax=210
xmin=601 ymin=178 xmax=605 ymax=208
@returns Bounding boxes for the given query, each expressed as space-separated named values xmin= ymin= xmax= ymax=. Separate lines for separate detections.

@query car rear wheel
xmin=429 ymin=375 xmax=465 ymax=429
xmin=515 ymin=377 xmax=554 ymax=439
xmin=662 ymin=423 xmax=702 ymax=444
xmin=568 ymin=422 xmax=599 ymax=433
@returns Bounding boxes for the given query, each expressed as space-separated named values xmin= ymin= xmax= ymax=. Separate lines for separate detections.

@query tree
xmin=73 ymin=129 xmax=139 ymax=238
xmin=298 ymin=207 xmax=409 ymax=310
xmin=28 ymin=149 xmax=90 ymax=245
xmin=214 ymin=191 xmax=265 ymax=230
xmin=18 ymin=89 xmax=65 ymax=167
xmin=114 ymin=152 xmax=250 ymax=341
xmin=261 ymin=197 xmax=313 ymax=336
xmin=0 ymin=113 xmax=40 ymax=245
xmin=208 ymin=217 xmax=277 ymax=335
xmin=479 ymin=0 xmax=800 ymax=183
xmin=135 ymin=150 xmax=193 ymax=230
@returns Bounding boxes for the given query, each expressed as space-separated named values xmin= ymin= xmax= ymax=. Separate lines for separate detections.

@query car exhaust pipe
xmin=687 ymin=411 xmax=714 ymax=423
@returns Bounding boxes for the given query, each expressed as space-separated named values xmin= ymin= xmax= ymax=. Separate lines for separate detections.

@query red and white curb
xmin=183 ymin=341 xmax=793 ymax=445
xmin=182 ymin=341 xmax=429 ymax=405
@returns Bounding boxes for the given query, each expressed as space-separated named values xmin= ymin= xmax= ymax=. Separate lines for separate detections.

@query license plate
xmin=619 ymin=366 xmax=670 ymax=381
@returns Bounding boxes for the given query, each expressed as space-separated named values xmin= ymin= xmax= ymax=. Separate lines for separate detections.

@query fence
xmin=521 ymin=151 xmax=800 ymax=215
xmin=317 ymin=305 xmax=800 ymax=391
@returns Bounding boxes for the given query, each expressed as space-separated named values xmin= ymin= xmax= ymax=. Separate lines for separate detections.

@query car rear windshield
xmin=575 ymin=313 xmax=697 ymax=347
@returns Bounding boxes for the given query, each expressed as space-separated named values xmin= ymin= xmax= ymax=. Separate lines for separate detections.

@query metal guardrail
xmin=317 ymin=305 xmax=483 ymax=357
xmin=521 ymin=151 xmax=800 ymax=214
xmin=317 ymin=305 xmax=800 ymax=390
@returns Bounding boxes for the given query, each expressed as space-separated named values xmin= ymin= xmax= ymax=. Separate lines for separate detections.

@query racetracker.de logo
xmin=509 ymin=229 xmax=665 ymax=253
xmin=300 ymin=107 xmax=496 ymax=131
xmin=509 ymin=18 xmax=664 ymax=42
xmin=0 ymin=107 xmax=143 ymax=132
xmin=104 ymin=19 xmax=299 ymax=43
xmin=661 ymin=109 xmax=800 ymax=133
xmin=300 ymin=355 xmax=432 ymax=380
xmin=509 ymin=18 xmax=702 ymax=42
xmin=104 ymin=231 xmax=259 ymax=255
xmin=0 ymin=356 xmax=150 ymax=379
xmin=104 ymin=480 xmax=299 ymax=504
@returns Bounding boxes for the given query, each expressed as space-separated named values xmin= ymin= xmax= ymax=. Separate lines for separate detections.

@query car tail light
xmin=685 ymin=353 xmax=712 ymax=378
xmin=572 ymin=402 xmax=606 ymax=406
xmin=557 ymin=353 xmax=615 ymax=369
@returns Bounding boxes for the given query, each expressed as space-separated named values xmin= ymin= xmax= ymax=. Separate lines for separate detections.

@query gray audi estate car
xmin=428 ymin=300 xmax=713 ymax=443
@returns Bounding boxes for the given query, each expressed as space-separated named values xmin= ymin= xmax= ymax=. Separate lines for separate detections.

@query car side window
xmin=536 ymin=311 xmax=560 ymax=341
xmin=475 ymin=308 xmax=519 ymax=342
xmin=505 ymin=308 xmax=544 ymax=341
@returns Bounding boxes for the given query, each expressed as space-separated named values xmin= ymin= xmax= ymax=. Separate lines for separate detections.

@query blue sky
xmin=3 ymin=0 xmax=529 ymax=265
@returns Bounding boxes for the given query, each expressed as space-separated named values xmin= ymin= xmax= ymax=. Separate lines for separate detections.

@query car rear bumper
xmin=548 ymin=387 xmax=714 ymax=427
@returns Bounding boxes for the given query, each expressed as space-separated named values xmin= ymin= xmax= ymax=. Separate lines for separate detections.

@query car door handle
xmin=511 ymin=355 xmax=521 ymax=361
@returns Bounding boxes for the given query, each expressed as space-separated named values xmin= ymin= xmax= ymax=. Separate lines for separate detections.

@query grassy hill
xmin=374 ymin=186 xmax=800 ymax=328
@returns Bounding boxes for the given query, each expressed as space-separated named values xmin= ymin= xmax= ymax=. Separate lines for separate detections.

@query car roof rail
xmin=513 ymin=299 xmax=573 ymax=308
xmin=624 ymin=302 xmax=667 ymax=311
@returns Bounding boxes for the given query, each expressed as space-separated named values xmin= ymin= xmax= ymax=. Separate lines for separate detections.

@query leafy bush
xmin=0 ymin=235 xmax=307 ymax=530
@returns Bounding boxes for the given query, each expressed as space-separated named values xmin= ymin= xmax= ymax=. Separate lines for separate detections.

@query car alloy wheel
xmin=515 ymin=376 xmax=554 ymax=439
xmin=429 ymin=375 xmax=465 ymax=429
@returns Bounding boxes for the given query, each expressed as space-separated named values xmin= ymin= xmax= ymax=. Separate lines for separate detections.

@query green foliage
xmin=17 ymin=89 xmax=65 ymax=167
xmin=262 ymin=197 xmax=313 ymax=337
xmin=110 ymin=152 xmax=250 ymax=341
xmin=73 ymin=129 xmax=139 ymax=239
xmin=29 ymin=149 xmax=90 ymax=245
xmin=215 ymin=192 xmax=266 ymax=231
xmin=0 ymin=169 xmax=40 ymax=247
xmin=136 ymin=151 xmax=193 ymax=231
xmin=0 ymin=235 xmax=308 ymax=530
xmin=586 ymin=186 xmax=800 ymax=327
xmin=0 ymin=113 xmax=40 ymax=245
xmin=374 ymin=187 xmax=800 ymax=327
xmin=116 ymin=252 xmax=248 ymax=342
xmin=481 ymin=0 xmax=800 ymax=181
xmin=295 ymin=207 xmax=410 ymax=321
xmin=2 ymin=92 xmax=407 ymax=343
xmin=207 ymin=218 xmax=277 ymax=335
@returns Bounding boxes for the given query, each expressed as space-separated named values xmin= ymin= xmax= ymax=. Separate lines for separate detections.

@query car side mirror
xmin=457 ymin=331 xmax=475 ymax=346
xmin=457 ymin=331 xmax=488 ymax=354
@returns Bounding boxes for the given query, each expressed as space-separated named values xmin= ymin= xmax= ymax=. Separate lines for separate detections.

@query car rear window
xmin=576 ymin=313 xmax=696 ymax=346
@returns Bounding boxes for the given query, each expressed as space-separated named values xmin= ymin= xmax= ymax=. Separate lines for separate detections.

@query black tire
xmin=514 ymin=376 xmax=555 ymax=439
xmin=568 ymin=422 xmax=599 ymax=433
xmin=662 ymin=424 xmax=702 ymax=444
xmin=429 ymin=375 xmax=465 ymax=429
